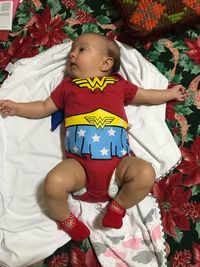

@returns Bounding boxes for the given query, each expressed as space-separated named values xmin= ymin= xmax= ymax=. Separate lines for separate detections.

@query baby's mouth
xmin=69 ymin=61 xmax=77 ymax=68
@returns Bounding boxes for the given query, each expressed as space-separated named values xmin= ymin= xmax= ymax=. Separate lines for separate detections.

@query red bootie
xmin=102 ymin=200 xmax=126 ymax=229
xmin=57 ymin=213 xmax=90 ymax=242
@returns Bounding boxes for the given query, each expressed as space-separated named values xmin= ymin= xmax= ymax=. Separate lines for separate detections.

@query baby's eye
xmin=79 ymin=47 xmax=85 ymax=52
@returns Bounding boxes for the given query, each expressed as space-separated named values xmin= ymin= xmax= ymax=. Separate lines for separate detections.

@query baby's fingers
xmin=0 ymin=107 xmax=9 ymax=117
xmin=0 ymin=101 xmax=12 ymax=116
xmin=180 ymin=90 xmax=188 ymax=101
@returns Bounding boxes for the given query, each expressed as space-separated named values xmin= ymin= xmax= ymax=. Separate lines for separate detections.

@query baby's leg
xmin=43 ymin=158 xmax=90 ymax=241
xmin=103 ymin=156 xmax=155 ymax=228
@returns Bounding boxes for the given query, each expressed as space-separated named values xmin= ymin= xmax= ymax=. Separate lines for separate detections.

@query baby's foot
xmin=57 ymin=213 xmax=90 ymax=242
xmin=102 ymin=200 xmax=126 ymax=229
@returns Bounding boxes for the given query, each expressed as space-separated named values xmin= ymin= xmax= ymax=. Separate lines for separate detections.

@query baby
xmin=0 ymin=32 xmax=188 ymax=242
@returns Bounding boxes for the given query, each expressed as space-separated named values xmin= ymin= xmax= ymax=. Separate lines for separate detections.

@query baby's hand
xmin=0 ymin=100 xmax=18 ymax=117
xmin=170 ymin=84 xmax=188 ymax=102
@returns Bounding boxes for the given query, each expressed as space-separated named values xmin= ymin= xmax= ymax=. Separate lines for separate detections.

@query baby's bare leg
xmin=115 ymin=156 xmax=156 ymax=208
xmin=44 ymin=158 xmax=86 ymax=221
xmin=43 ymin=158 xmax=89 ymax=241
xmin=103 ymin=156 xmax=155 ymax=229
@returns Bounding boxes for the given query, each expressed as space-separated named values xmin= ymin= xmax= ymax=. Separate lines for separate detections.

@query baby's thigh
xmin=45 ymin=158 xmax=87 ymax=195
xmin=115 ymin=156 xmax=155 ymax=185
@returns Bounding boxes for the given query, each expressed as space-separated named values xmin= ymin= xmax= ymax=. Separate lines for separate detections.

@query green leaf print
xmin=47 ymin=0 xmax=63 ymax=17
xmin=174 ymin=228 xmax=184 ymax=243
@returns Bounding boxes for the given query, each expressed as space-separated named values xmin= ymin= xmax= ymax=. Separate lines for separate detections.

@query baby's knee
xmin=143 ymin=162 xmax=155 ymax=177
xmin=43 ymin=171 xmax=66 ymax=198
xmin=137 ymin=162 xmax=156 ymax=188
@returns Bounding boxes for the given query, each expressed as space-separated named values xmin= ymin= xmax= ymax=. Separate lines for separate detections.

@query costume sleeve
xmin=50 ymin=78 xmax=67 ymax=109
xmin=123 ymin=79 xmax=138 ymax=105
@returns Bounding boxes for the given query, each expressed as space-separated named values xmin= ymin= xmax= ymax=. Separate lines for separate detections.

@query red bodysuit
xmin=51 ymin=74 xmax=138 ymax=202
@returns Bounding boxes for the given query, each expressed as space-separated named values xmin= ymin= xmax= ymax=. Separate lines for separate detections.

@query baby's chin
xmin=67 ymin=70 xmax=84 ymax=79
xmin=69 ymin=73 xmax=91 ymax=79
xmin=67 ymin=70 xmax=105 ymax=79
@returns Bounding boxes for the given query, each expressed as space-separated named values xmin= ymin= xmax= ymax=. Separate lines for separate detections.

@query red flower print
xmin=166 ymin=103 xmax=176 ymax=121
xmin=185 ymin=36 xmax=200 ymax=65
xmin=85 ymin=247 xmax=101 ymax=267
xmin=106 ymin=31 xmax=116 ymax=40
xmin=144 ymin=41 xmax=153 ymax=50
xmin=0 ymin=49 xmax=11 ymax=69
xmin=171 ymin=249 xmax=192 ymax=267
xmin=8 ymin=36 xmax=39 ymax=59
xmin=61 ymin=0 xmax=76 ymax=9
xmin=0 ymin=36 xmax=39 ymax=69
xmin=177 ymin=136 xmax=200 ymax=187
xmin=75 ymin=9 xmax=97 ymax=24
xmin=172 ymin=243 xmax=200 ymax=267
xmin=48 ymin=252 xmax=69 ymax=267
xmin=71 ymin=246 xmax=86 ymax=267
xmin=181 ymin=202 xmax=200 ymax=222
xmin=172 ymin=126 xmax=180 ymax=136
xmin=71 ymin=246 xmax=100 ymax=267
xmin=27 ymin=7 xmax=67 ymax=48
xmin=152 ymin=172 xmax=191 ymax=237
xmin=189 ymin=242 xmax=200 ymax=267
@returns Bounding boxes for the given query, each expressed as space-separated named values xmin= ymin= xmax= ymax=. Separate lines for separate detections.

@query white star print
xmin=108 ymin=128 xmax=116 ymax=136
xmin=66 ymin=130 xmax=70 ymax=137
xmin=92 ymin=134 xmax=100 ymax=142
xmin=72 ymin=146 xmax=79 ymax=153
xmin=100 ymin=147 xmax=109 ymax=156
xmin=78 ymin=128 xmax=86 ymax=137
xmin=121 ymin=148 xmax=127 ymax=156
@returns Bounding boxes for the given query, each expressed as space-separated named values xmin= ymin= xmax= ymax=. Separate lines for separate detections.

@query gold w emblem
xmin=73 ymin=77 xmax=118 ymax=91
xmin=84 ymin=116 xmax=114 ymax=129
xmin=65 ymin=109 xmax=128 ymax=129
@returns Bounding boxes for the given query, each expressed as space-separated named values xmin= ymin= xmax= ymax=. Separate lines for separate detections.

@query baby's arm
xmin=0 ymin=97 xmax=58 ymax=118
xmin=132 ymin=84 xmax=188 ymax=105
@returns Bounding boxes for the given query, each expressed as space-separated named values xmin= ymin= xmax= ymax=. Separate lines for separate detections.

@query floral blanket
xmin=0 ymin=1 xmax=199 ymax=266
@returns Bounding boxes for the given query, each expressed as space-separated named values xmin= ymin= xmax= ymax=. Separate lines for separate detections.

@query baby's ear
xmin=100 ymin=56 xmax=114 ymax=72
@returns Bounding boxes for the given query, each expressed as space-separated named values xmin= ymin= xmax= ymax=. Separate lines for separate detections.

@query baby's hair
xmin=106 ymin=37 xmax=121 ymax=73
xmin=81 ymin=32 xmax=121 ymax=73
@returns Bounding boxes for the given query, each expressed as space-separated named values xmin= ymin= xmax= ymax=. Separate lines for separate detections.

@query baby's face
xmin=67 ymin=34 xmax=108 ymax=79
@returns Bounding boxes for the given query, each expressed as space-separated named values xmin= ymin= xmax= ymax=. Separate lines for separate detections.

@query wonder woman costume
xmin=51 ymin=74 xmax=138 ymax=202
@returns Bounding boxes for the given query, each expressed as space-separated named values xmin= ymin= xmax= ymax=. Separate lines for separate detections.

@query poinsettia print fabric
xmin=0 ymin=0 xmax=119 ymax=83
xmin=135 ymin=27 xmax=200 ymax=267
xmin=0 ymin=1 xmax=199 ymax=266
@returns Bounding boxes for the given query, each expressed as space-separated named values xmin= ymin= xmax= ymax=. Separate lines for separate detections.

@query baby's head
xmin=67 ymin=32 xmax=120 ymax=79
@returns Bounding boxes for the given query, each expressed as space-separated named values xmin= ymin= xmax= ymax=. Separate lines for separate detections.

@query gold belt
xmin=65 ymin=108 xmax=128 ymax=129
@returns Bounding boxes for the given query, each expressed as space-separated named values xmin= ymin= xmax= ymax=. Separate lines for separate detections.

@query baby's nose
xmin=69 ymin=51 xmax=76 ymax=59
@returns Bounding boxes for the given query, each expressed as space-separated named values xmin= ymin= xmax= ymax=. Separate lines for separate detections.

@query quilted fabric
xmin=116 ymin=0 xmax=200 ymax=36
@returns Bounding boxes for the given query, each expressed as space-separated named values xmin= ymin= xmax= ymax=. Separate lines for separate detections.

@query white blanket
xmin=0 ymin=41 xmax=181 ymax=267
